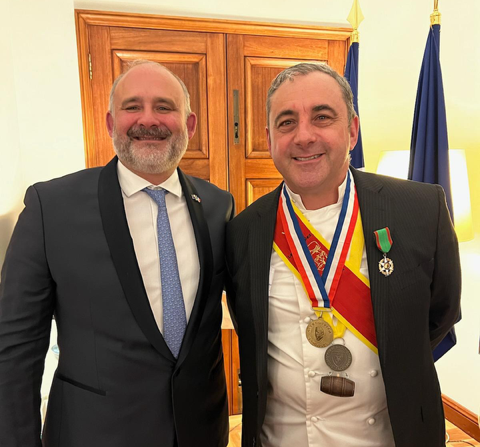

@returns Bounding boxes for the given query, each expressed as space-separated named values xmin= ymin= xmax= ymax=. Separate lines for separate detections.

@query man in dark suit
xmin=226 ymin=63 xmax=461 ymax=447
xmin=0 ymin=61 xmax=233 ymax=447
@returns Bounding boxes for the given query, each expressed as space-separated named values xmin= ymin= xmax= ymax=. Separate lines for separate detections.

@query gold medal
xmin=306 ymin=318 xmax=333 ymax=348
xmin=379 ymin=254 xmax=394 ymax=277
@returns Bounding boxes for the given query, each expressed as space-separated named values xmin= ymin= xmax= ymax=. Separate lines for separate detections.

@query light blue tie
xmin=143 ymin=187 xmax=186 ymax=358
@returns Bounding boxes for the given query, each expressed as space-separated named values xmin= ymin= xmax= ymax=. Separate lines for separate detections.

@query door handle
xmin=233 ymin=89 xmax=240 ymax=144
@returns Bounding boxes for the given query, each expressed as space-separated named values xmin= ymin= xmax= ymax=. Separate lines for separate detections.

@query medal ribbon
xmin=273 ymin=171 xmax=378 ymax=353
xmin=374 ymin=227 xmax=393 ymax=253
xmin=276 ymin=171 xmax=357 ymax=308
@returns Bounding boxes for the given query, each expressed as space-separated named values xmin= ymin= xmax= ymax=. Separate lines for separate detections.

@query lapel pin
xmin=191 ymin=194 xmax=201 ymax=203
xmin=374 ymin=227 xmax=394 ymax=277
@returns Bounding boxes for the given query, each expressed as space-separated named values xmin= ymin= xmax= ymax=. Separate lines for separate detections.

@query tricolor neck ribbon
xmin=374 ymin=227 xmax=393 ymax=254
xmin=276 ymin=171 xmax=359 ymax=310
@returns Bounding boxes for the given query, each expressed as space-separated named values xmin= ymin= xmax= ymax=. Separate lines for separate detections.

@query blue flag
xmin=344 ymin=41 xmax=364 ymax=169
xmin=408 ymin=23 xmax=458 ymax=362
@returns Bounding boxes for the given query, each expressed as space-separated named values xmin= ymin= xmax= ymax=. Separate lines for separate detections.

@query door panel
xmin=247 ymin=179 xmax=282 ymax=206
xmin=88 ymin=25 xmax=114 ymax=169
xmin=227 ymin=34 xmax=348 ymax=212
xmin=87 ymin=26 xmax=226 ymax=186
xmin=243 ymin=34 xmax=328 ymax=59
xmin=109 ymin=27 xmax=207 ymax=53
xmin=231 ymin=331 xmax=242 ymax=414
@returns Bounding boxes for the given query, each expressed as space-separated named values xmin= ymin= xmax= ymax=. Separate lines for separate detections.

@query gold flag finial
xmin=431 ymin=0 xmax=441 ymax=26
xmin=347 ymin=0 xmax=364 ymax=44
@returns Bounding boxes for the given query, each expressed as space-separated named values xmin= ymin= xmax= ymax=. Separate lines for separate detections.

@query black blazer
xmin=226 ymin=168 xmax=461 ymax=447
xmin=0 ymin=157 xmax=234 ymax=447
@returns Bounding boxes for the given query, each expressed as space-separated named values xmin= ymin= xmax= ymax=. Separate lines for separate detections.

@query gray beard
xmin=113 ymin=128 xmax=188 ymax=175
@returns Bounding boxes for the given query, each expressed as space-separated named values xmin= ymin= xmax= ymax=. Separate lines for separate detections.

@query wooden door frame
xmin=75 ymin=9 xmax=352 ymax=416
xmin=75 ymin=9 xmax=352 ymax=171
xmin=75 ymin=9 xmax=352 ymax=38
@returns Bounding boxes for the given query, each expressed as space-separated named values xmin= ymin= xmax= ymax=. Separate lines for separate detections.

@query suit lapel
xmin=249 ymin=186 xmax=282 ymax=385
xmin=98 ymin=157 xmax=175 ymax=362
xmin=351 ymin=168 xmax=392 ymax=366
xmin=175 ymin=169 xmax=214 ymax=368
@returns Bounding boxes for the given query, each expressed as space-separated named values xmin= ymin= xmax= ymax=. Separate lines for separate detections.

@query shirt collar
xmin=117 ymin=160 xmax=183 ymax=198
xmin=285 ymin=171 xmax=350 ymax=213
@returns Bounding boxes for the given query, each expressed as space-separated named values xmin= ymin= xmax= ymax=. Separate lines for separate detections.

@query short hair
xmin=108 ymin=60 xmax=192 ymax=116
xmin=266 ymin=62 xmax=357 ymax=126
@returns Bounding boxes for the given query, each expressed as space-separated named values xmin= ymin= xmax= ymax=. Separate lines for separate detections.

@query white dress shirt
xmin=261 ymin=175 xmax=395 ymax=447
xmin=117 ymin=161 xmax=200 ymax=333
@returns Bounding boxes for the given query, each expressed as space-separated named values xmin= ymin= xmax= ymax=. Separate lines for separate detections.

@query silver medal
xmin=324 ymin=344 xmax=353 ymax=372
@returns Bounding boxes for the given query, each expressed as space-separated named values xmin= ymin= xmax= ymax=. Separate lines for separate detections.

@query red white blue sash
xmin=276 ymin=171 xmax=358 ymax=310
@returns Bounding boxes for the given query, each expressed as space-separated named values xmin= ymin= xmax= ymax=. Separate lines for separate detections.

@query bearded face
xmin=112 ymin=123 xmax=189 ymax=175
xmin=106 ymin=64 xmax=196 ymax=180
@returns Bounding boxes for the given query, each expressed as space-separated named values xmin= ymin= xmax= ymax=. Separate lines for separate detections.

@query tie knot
xmin=143 ymin=187 xmax=168 ymax=207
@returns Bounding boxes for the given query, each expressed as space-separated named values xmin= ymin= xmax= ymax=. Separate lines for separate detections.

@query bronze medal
xmin=324 ymin=344 xmax=352 ymax=371
xmin=378 ymin=255 xmax=394 ymax=277
xmin=306 ymin=318 xmax=333 ymax=348
xmin=320 ymin=375 xmax=355 ymax=397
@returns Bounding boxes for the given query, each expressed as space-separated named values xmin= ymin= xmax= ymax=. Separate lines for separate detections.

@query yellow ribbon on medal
xmin=314 ymin=308 xmax=347 ymax=339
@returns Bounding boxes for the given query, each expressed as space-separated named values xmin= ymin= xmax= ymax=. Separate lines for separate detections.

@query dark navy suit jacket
xmin=0 ymin=157 xmax=234 ymax=447
xmin=226 ymin=168 xmax=461 ymax=447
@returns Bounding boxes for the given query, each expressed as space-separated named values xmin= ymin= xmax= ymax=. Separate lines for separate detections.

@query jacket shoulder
xmin=229 ymin=187 xmax=280 ymax=229
xmin=187 ymin=175 xmax=232 ymax=200
xmin=32 ymin=167 xmax=103 ymax=195
xmin=185 ymin=174 xmax=234 ymax=219
xmin=353 ymin=168 xmax=442 ymax=197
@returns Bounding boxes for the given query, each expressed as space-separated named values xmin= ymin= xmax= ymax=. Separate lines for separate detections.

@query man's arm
xmin=429 ymin=185 xmax=461 ymax=349
xmin=0 ymin=186 xmax=55 ymax=447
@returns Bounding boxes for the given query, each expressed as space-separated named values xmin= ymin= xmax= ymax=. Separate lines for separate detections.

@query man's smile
xmin=293 ymin=154 xmax=323 ymax=161
xmin=132 ymin=135 xmax=167 ymax=141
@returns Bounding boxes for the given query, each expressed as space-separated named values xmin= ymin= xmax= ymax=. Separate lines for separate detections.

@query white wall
xmin=1 ymin=0 xmax=85 ymax=266
xmin=1 ymin=0 xmax=479 ymax=416
xmin=1 ymin=0 xmax=84 ymax=399
xmin=436 ymin=243 xmax=480 ymax=416
xmin=0 ymin=0 xmax=24 ymax=261
xmin=77 ymin=0 xmax=350 ymax=25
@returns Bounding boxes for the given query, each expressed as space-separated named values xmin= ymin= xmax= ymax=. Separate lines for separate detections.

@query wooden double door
xmin=76 ymin=9 xmax=351 ymax=414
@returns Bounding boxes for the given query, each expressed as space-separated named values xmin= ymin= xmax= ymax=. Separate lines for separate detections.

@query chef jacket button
xmin=311 ymin=416 xmax=318 ymax=423
xmin=369 ymin=370 xmax=378 ymax=377
xmin=304 ymin=317 xmax=311 ymax=323
xmin=367 ymin=418 xmax=376 ymax=425
xmin=308 ymin=370 xmax=316 ymax=377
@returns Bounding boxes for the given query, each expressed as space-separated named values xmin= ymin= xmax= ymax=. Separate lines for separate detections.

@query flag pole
xmin=345 ymin=0 xmax=365 ymax=169
xmin=431 ymin=0 xmax=441 ymax=25
xmin=346 ymin=0 xmax=364 ymax=44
